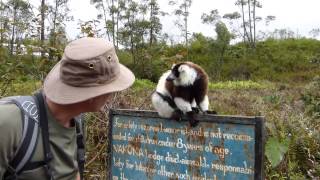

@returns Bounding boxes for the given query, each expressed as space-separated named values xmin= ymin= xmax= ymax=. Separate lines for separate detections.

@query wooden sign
xmin=108 ymin=109 xmax=264 ymax=180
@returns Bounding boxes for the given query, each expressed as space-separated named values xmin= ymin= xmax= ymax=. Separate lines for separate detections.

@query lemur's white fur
xmin=152 ymin=94 xmax=175 ymax=118
xmin=155 ymin=70 xmax=171 ymax=96
xmin=199 ymin=95 xmax=209 ymax=111
xmin=191 ymin=99 xmax=197 ymax=108
xmin=173 ymin=65 xmax=197 ymax=86
xmin=152 ymin=71 xmax=174 ymax=118
xmin=174 ymin=97 xmax=193 ymax=113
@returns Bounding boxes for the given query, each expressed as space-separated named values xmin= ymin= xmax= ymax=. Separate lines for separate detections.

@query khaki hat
xmin=43 ymin=37 xmax=135 ymax=104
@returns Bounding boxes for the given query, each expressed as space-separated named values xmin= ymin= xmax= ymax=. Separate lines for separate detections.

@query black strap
xmin=34 ymin=92 xmax=54 ymax=180
xmin=156 ymin=91 xmax=177 ymax=109
xmin=75 ymin=118 xmax=85 ymax=180
xmin=3 ymin=165 xmax=17 ymax=180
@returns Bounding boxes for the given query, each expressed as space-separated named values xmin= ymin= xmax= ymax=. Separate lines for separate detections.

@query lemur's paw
xmin=171 ymin=109 xmax=183 ymax=121
xmin=205 ymin=110 xmax=217 ymax=115
xmin=192 ymin=107 xmax=200 ymax=114
xmin=187 ymin=111 xmax=199 ymax=127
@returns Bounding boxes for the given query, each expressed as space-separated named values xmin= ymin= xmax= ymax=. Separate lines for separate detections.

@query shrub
xmin=302 ymin=76 xmax=320 ymax=118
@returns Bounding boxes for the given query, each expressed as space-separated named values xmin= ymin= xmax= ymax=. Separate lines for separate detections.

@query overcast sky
xmin=45 ymin=0 xmax=320 ymax=40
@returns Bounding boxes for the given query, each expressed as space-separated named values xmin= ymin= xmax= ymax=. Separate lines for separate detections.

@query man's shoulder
xmin=0 ymin=103 xmax=24 ymax=179
xmin=0 ymin=103 xmax=22 ymax=127
xmin=0 ymin=103 xmax=23 ymax=142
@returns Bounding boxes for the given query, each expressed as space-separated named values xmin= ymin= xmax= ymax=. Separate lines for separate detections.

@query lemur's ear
xmin=171 ymin=64 xmax=176 ymax=69
xmin=178 ymin=64 xmax=188 ymax=73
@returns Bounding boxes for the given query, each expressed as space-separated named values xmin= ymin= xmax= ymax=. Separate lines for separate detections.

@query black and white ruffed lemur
xmin=151 ymin=61 xmax=215 ymax=127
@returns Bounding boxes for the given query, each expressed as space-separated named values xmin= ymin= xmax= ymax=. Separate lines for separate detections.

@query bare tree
xmin=6 ymin=0 xmax=32 ymax=55
xmin=233 ymin=0 xmax=266 ymax=48
xmin=0 ymin=0 xmax=9 ymax=47
xmin=169 ymin=0 xmax=192 ymax=59
xmin=40 ymin=0 xmax=46 ymax=58
xmin=309 ymin=28 xmax=320 ymax=39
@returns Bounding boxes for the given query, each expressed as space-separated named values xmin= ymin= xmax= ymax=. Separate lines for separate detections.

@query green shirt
xmin=0 ymin=100 xmax=78 ymax=180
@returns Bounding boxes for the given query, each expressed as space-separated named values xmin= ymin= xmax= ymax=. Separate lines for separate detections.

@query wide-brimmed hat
xmin=44 ymin=37 xmax=135 ymax=104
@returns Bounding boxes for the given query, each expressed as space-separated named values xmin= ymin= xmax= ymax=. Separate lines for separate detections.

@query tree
xmin=40 ymin=0 xmax=46 ymax=58
xmin=234 ymin=0 xmax=263 ymax=48
xmin=48 ymin=0 xmax=71 ymax=59
xmin=91 ymin=0 xmax=127 ymax=49
xmin=215 ymin=21 xmax=232 ymax=76
xmin=169 ymin=0 xmax=192 ymax=59
xmin=201 ymin=9 xmax=220 ymax=25
xmin=272 ymin=28 xmax=295 ymax=39
xmin=222 ymin=12 xmax=243 ymax=40
xmin=91 ymin=0 xmax=112 ymax=42
xmin=201 ymin=11 xmax=232 ymax=79
xmin=309 ymin=28 xmax=320 ymax=39
xmin=201 ymin=9 xmax=221 ymax=25
xmin=78 ymin=20 xmax=101 ymax=37
xmin=0 ymin=0 xmax=10 ymax=47
xmin=147 ymin=0 xmax=162 ymax=46
xmin=6 ymin=0 xmax=32 ymax=55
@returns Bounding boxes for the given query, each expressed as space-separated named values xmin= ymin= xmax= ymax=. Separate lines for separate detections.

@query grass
xmin=209 ymin=80 xmax=273 ymax=90
xmin=132 ymin=79 xmax=273 ymax=91
xmin=131 ymin=78 xmax=155 ymax=92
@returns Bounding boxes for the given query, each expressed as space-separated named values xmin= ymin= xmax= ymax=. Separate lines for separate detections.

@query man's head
xmin=43 ymin=37 xmax=135 ymax=106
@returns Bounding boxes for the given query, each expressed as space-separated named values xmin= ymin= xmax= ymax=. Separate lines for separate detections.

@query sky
xmin=33 ymin=0 xmax=320 ymax=41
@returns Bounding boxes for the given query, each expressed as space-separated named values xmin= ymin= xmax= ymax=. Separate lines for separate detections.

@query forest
xmin=0 ymin=0 xmax=319 ymax=179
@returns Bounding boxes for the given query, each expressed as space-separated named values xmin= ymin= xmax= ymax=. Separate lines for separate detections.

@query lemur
xmin=152 ymin=61 xmax=214 ymax=127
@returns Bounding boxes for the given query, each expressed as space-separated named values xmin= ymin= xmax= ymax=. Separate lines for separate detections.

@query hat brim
xmin=44 ymin=61 xmax=135 ymax=104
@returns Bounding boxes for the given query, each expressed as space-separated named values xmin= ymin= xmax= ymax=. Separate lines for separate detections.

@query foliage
xmin=131 ymin=78 xmax=155 ymax=91
xmin=261 ymin=79 xmax=320 ymax=179
xmin=302 ymin=76 xmax=320 ymax=116
xmin=2 ymin=70 xmax=320 ymax=179
xmin=209 ymin=80 xmax=270 ymax=90
xmin=265 ymin=137 xmax=289 ymax=167
xmin=0 ymin=53 xmax=55 ymax=97
xmin=220 ymin=38 xmax=320 ymax=82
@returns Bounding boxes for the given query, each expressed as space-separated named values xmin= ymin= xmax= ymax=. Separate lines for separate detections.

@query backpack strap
xmin=1 ymin=97 xmax=40 ymax=180
xmin=75 ymin=115 xmax=85 ymax=180
xmin=34 ymin=92 xmax=54 ymax=180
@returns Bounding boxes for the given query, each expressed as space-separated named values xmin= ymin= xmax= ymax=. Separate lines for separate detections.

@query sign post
xmin=108 ymin=110 xmax=264 ymax=180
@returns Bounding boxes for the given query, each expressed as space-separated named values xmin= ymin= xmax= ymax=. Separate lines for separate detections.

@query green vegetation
xmin=116 ymin=37 xmax=320 ymax=84
xmin=209 ymin=80 xmax=272 ymax=90
xmin=2 ymin=76 xmax=319 ymax=179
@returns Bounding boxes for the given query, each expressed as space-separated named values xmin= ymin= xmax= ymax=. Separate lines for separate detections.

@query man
xmin=0 ymin=37 xmax=135 ymax=179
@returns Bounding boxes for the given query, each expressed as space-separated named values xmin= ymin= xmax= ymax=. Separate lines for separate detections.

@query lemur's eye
xmin=172 ymin=69 xmax=179 ymax=77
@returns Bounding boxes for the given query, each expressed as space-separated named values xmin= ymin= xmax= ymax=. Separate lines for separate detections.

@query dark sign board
xmin=108 ymin=109 xmax=264 ymax=180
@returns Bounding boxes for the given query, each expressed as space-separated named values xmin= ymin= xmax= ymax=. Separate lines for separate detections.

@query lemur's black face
xmin=166 ymin=63 xmax=198 ymax=86
xmin=166 ymin=63 xmax=183 ymax=81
